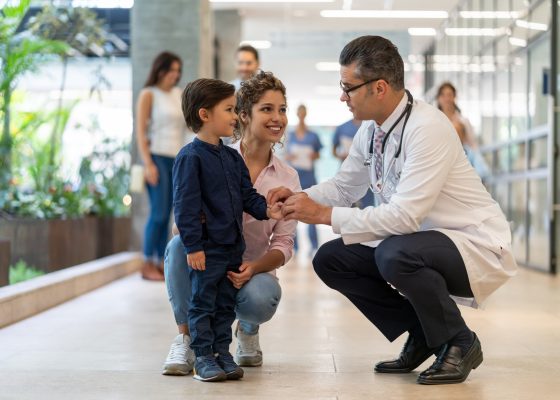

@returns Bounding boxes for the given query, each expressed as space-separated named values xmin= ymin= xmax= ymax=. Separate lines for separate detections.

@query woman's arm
xmin=135 ymin=89 xmax=158 ymax=185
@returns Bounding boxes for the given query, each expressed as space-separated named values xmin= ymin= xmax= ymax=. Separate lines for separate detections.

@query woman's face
xmin=437 ymin=87 xmax=456 ymax=111
xmin=245 ymin=89 xmax=287 ymax=144
xmin=160 ymin=61 xmax=181 ymax=87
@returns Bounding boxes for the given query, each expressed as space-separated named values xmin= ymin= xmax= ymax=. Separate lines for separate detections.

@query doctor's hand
xmin=267 ymin=186 xmax=295 ymax=205
xmin=281 ymin=192 xmax=332 ymax=226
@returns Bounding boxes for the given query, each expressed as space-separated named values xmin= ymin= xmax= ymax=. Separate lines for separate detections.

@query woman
xmin=162 ymin=71 xmax=300 ymax=375
xmin=436 ymin=82 xmax=489 ymax=179
xmin=285 ymin=104 xmax=323 ymax=255
xmin=136 ymin=51 xmax=188 ymax=281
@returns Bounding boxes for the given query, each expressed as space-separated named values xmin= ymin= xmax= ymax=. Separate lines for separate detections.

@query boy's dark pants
xmin=187 ymin=239 xmax=245 ymax=357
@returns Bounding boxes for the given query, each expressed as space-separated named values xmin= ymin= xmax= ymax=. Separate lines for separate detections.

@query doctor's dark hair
xmin=339 ymin=35 xmax=404 ymax=91
xmin=181 ymin=78 xmax=235 ymax=133
xmin=234 ymin=71 xmax=287 ymax=142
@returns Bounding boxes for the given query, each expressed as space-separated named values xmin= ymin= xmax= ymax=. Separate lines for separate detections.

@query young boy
xmin=172 ymin=78 xmax=282 ymax=382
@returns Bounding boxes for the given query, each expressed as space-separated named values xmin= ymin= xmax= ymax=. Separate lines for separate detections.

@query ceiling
xmin=211 ymin=0 xmax=463 ymax=126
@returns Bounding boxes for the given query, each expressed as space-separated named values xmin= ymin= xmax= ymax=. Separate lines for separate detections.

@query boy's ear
xmin=198 ymin=108 xmax=210 ymax=122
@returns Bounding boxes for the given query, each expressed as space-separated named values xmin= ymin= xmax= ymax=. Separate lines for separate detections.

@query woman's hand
xmin=187 ymin=251 xmax=206 ymax=271
xmin=227 ymin=262 xmax=256 ymax=289
xmin=267 ymin=186 xmax=295 ymax=205
xmin=144 ymin=162 xmax=159 ymax=186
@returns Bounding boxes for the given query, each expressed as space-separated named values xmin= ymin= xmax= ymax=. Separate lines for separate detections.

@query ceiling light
xmin=240 ymin=40 xmax=271 ymax=49
xmin=445 ymin=28 xmax=503 ymax=36
xmin=459 ymin=11 xmax=519 ymax=19
xmin=515 ymin=20 xmax=548 ymax=31
xmin=316 ymin=62 xmax=340 ymax=72
xmin=320 ymin=10 xmax=448 ymax=19
xmin=509 ymin=37 xmax=527 ymax=47
xmin=408 ymin=28 xmax=437 ymax=36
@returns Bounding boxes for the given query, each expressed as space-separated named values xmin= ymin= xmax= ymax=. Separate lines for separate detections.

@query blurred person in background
xmin=135 ymin=51 xmax=188 ymax=281
xmin=437 ymin=82 xmax=489 ymax=180
xmin=230 ymin=45 xmax=260 ymax=91
xmin=332 ymin=118 xmax=374 ymax=208
xmin=285 ymin=104 xmax=322 ymax=256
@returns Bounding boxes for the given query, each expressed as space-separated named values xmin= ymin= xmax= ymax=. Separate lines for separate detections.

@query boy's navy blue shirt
xmin=172 ymin=137 xmax=269 ymax=254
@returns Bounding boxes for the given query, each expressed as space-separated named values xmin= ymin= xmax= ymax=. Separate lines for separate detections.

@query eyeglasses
xmin=339 ymin=77 xmax=382 ymax=97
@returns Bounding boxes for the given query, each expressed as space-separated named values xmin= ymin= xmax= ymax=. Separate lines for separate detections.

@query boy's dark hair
xmin=236 ymin=44 xmax=259 ymax=62
xmin=339 ymin=35 xmax=404 ymax=91
xmin=181 ymin=79 xmax=235 ymax=133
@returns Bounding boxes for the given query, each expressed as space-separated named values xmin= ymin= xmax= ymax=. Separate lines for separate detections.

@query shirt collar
xmin=193 ymin=136 xmax=223 ymax=150
xmin=378 ymin=92 xmax=408 ymax=134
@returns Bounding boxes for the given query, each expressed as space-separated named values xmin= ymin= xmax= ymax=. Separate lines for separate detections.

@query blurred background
xmin=1 ymin=0 xmax=558 ymax=287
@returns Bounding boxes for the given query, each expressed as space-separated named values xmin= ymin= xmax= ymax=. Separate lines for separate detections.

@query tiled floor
xmin=0 ymin=249 xmax=559 ymax=399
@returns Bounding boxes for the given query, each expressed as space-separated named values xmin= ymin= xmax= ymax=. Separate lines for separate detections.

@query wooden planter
xmin=0 ymin=217 xmax=98 ymax=273
xmin=97 ymin=216 xmax=132 ymax=258
xmin=0 ymin=240 xmax=9 ymax=287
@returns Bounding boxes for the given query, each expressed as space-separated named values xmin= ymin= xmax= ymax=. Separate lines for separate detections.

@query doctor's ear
xmin=373 ymin=79 xmax=389 ymax=97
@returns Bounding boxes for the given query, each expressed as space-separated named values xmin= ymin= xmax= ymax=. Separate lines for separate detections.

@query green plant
xmin=79 ymin=137 xmax=131 ymax=217
xmin=9 ymin=259 xmax=44 ymax=285
xmin=0 ymin=0 xmax=68 ymax=188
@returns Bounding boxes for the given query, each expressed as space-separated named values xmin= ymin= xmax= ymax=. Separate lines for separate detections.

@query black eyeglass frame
xmin=339 ymin=77 xmax=383 ymax=97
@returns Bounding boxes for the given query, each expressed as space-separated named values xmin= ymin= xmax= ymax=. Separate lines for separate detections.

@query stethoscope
xmin=364 ymin=89 xmax=413 ymax=194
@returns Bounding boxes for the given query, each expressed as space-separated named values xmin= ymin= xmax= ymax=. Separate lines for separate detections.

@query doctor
xmin=268 ymin=35 xmax=517 ymax=385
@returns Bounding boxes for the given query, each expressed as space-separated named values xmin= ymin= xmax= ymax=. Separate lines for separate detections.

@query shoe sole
xmin=225 ymin=369 xmax=244 ymax=380
xmin=374 ymin=352 xmax=435 ymax=374
xmin=193 ymin=372 xmax=227 ymax=382
xmin=417 ymin=351 xmax=483 ymax=385
xmin=235 ymin=357 xmax=262 ymax=367
xmin=162 ymin=364 xmax=192 ymax=376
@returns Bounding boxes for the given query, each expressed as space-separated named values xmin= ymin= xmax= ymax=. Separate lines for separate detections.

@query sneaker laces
xmin=166 ymin=341 xmax=188 ymax=364
xmin=238 ymin=332 xmax=260 ymax=353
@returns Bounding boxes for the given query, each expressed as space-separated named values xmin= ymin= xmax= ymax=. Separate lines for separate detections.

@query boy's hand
xmin=187 ymin=251 xmax=206 ymax=270
xmin=267 ymin=202 xmax=284 ymax=220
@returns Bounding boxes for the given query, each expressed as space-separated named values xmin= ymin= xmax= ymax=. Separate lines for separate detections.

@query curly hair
xmin=234 ymin=71 xmax=287 ymax=143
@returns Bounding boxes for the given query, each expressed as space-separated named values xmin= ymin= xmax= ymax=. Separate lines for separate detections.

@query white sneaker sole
xmin=162 ymin=364 xmax=193 ymax=376
xmin=235 ymin=355 xmax=263 ymax=367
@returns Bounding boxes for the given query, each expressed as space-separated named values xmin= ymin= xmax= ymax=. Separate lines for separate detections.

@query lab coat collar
xmin=378 ymin=91 xmax=409 ymax=133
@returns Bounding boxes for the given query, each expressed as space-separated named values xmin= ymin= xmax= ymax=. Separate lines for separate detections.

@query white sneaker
xmin=162 ymin=334 xmax=195 ymax=375
xmin=234 ymin=323 xmax=263 ymax=367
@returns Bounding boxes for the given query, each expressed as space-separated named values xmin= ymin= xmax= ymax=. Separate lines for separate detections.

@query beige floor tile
xmin=0 ymin=254 xmax=559 ymax=399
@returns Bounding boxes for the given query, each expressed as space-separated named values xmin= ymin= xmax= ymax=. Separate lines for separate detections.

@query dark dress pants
xmin=312 ymin=231 xmax=474 ymax=348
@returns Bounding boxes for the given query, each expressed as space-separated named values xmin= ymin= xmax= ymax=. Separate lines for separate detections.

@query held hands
xmin=267 ymin=202 xmax=284 ymax=220
xmin=266 ymin=186 xmax=333 ymax=226
xmin=187 ymin=250 xmax=206 ymax=270
xmin=227 ymin=261 xmax=256 ymax=289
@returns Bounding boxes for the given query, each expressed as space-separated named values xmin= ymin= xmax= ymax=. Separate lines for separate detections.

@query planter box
xmin=97 ymin=216 xmax=132 ymax=258
xmin=0 ymin=240 xmax=9 ymax=287
xmin=0 ymin=217 xmax=98 ymax=273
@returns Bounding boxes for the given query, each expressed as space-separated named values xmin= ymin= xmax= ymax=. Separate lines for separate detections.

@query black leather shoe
xmin=374 ymin=334 xmax=437 ymax=373
xmin=417 ymin=333 xmax=483 ymax=385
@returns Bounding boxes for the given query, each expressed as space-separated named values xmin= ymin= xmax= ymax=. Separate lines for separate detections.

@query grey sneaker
xmin=193 ymin=355 xmax=227 ymax=382
xmin=235 ymin=323 xmax=263 ymax=367
xmin=216 ymin=352 xmax=244 ymax=380
xmin=162 ymin=334 xmax=195 ymax=376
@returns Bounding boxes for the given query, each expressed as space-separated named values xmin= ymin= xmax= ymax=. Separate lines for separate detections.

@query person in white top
xmin=229 ymin=44 xmax=260 ymax=91
xmin=136 ymin=51 xmax=189 ymax=281
xmin=268 ymin=36 xmax=517 ymax=385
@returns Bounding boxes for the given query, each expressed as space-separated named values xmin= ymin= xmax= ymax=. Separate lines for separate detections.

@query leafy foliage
xmin=9 ymin=259 xmax=45 ymax=285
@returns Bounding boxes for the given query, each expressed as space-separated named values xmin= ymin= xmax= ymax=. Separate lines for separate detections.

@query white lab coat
xmin=306 ymin=94 xmax=517 ymax=307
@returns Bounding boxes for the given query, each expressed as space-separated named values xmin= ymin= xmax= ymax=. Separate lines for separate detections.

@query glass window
xmin=511 ymin=179 xmax=527 ymax=263
xmin=496 ymin=147 xmax=509 ymax=174
xmin=529 ymin=137 xmax=548 ymax=169
xmin=493 ymin=182 xmax=510 ymax=217
xmin=479 ymin=69 xmax=494 ymax=145
xmin=528 ymin=1 xmax=551 ymax=42
xmin=528 ymin=35 xmax=550 ymax=129
xmin=511 ymin=143 xmax=527 ymax=172
xmin=495 ymin=37 xmax=510 ymax=143
xmin=510 ymin=52 xmax=528 ymax=138
xmin=528 ymin=178 xmax=549 ymax=269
